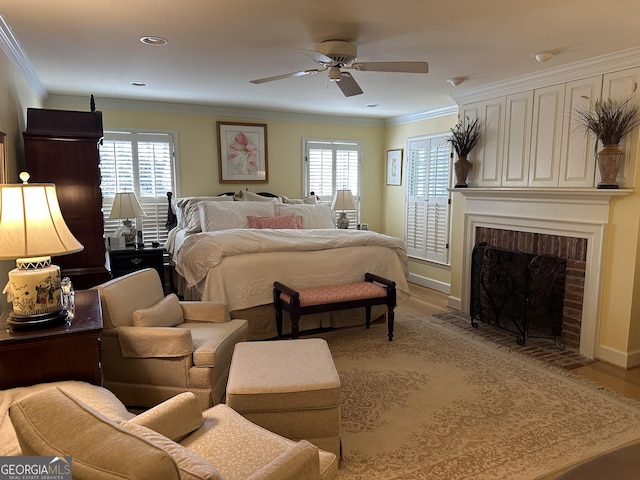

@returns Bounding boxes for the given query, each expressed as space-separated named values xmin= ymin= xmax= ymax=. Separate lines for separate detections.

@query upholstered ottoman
xmin=226 ymin=338 xmax=341 ymax=456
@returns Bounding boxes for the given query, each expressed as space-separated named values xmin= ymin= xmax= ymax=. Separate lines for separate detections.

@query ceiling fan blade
xmin=351 ymin=61 xmax=429 ymax=74
xmin=250 ymin=69 xmax=325 ymax=84
xmin=336 ymin=72 xmax=363 ymax=97
xmin=297 ymin=48 xmax=334 ymax=65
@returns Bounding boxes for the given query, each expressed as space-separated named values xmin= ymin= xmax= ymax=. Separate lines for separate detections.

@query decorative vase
xmin=454 ymin=156 xmax=472 ymax=188
xmin=596 ymin=144 xmax=624 ymax=189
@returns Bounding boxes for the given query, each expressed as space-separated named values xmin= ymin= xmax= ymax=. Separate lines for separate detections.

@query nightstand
xmin=108 ymin=246 xmax=165 ymax=287
xmin=0 ymin=289 xmax=104 ymax=389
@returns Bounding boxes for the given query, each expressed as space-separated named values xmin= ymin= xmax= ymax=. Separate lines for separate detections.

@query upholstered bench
xmin=226 ymin=339 xmax=341 ymax=457
xmin=274 ymin=272 xmax=397 ymax=341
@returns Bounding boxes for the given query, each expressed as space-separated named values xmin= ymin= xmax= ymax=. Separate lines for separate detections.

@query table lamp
xmin=109 ymin=192 xmax=145 ymax=245
xmin=331 ymin=189 xmax=356 ymax=229
xmin=0 ymin=172 xmax=83 ymax=329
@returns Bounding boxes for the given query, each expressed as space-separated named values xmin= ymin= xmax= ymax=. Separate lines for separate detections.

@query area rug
xmin=314 ymin=311 xmax=640 ymax=479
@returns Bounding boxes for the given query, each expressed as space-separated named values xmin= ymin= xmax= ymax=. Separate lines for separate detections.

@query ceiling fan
xmin=249 ymin=40 xmax=429 ymax=97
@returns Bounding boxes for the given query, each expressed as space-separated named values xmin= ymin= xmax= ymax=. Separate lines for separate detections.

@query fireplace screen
xmin=470 ymin=243 xmax=566 ymax=346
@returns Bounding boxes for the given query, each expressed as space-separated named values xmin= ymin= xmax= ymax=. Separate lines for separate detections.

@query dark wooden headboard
xmin=165 ymin=190 xmax=282 ymax=231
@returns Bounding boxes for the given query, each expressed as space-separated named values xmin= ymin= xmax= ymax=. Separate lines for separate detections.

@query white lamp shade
xmin=331 ymin=189 xmax=357 ymax=211
xmin=109 ymin=192 xmax=146 ymax=219
xmin=0 ymin=182 xmax=83 ymax=260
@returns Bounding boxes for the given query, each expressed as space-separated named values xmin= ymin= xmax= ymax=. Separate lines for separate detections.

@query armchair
xmin=93 ymin=268 xmax=248 ymax=409
xmin=4 ymin=381 xmax=338 ymax=479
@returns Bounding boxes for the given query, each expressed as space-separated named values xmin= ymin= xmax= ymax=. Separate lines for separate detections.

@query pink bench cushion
xmin=280 ymin=282 xmax=388 ymax=307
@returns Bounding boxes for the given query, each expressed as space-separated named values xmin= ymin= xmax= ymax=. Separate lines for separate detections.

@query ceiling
xmin=1 ymin=0 xmax=639 ymax=120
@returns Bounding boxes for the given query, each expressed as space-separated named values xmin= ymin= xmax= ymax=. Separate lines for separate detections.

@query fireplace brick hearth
xmin=475 ymin=227 xmax=586 ymax=351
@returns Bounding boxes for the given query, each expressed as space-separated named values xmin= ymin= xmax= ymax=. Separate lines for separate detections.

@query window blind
xmin=405 ymin=134 xmax=451 ymax=264
xmin=304 ymin=140 xmax=361 ymax=227
xmin=99 ymin=131 xmax=177 ymax=245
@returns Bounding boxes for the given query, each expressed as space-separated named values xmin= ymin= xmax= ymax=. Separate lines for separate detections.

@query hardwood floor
xmin=405 ymin=282 xmax=640 ymax=402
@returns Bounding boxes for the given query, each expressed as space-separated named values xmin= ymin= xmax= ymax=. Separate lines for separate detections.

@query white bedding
xmin=174 ymin=229 xmax=410 ymax=311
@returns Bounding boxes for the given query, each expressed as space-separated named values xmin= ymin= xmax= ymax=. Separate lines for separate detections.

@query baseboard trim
xmin=407 ymin=273 xmax=450 ymax=294
xmin=447 ymin=296 xmax=462 ymax=310
xmin=596 ymin=344 xmax=640 ymax=369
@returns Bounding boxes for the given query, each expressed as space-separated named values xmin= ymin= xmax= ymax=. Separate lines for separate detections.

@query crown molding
xmin=45 ymin=94 xmax=386 ymax=127
xmin=0 ymin=14 xmax=46 ymax=99
xmin=385 ymin=104 xmax=458 ymax=126
xmin=451 ymin=46 xmax=640 ymax=106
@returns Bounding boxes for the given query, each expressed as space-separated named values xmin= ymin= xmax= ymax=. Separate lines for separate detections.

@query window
xmin=405 ymin=133 xmax=451 ymax=264
xmin=99 ymin=131 xmax=177 ymax=245
xmin=303 ymin=139 xmax=361 ymax=226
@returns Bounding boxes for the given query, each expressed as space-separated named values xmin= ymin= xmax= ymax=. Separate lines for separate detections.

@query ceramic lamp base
xmin=336 ymin=212 xmax=350 ymax=229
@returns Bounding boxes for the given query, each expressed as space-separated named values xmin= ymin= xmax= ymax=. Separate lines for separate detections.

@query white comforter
xmin=175 ymin=229 xmax=410 ymax=311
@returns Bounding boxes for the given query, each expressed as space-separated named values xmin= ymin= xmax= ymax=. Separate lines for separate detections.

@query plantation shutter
xmin=405 ymin=134 xmax=451 ymax=264
xmin=305 ymin=140 xmax=361 ymax=227
xmin=405 ymin=139 xmax=428 ymax=257
xmin=99 ymin=131 xmax=177 ymax=245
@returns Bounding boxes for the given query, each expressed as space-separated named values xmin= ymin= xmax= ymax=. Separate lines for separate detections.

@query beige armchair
xmin=4 ymin=381 xmax=338 ymax=479
xmin=93 ymin=268 xmax=248 ymax=409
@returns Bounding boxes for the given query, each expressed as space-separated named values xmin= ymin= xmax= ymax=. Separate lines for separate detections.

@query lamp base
xmin=7 ymin=309 xmax=68 ymax=330
xmin=336 ymin=212 xmax=350 ymax=229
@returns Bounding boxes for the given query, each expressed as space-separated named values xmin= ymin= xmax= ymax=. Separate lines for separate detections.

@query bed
xmin=165 ymin=190 xmax=410 ymax=339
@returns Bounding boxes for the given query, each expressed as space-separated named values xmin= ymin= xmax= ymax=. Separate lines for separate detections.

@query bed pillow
xmin=281 ymin=195 xmax=318 ymax=205
xmin=276 ymin=203 xmax=334 ymax=229
xmin=234 ymin=190 xmax=280 ymax=202
xmin=176 ymin=196 xmax=233 ymax=233
xmin=199 ymin=200 xmax=277 ymax=231
xmin=248 ymin=214 xmax=303 ymax=229
xmin=132 ymin=293 xmax=184 ymax=327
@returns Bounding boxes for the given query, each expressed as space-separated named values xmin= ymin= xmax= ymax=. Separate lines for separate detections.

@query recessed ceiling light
xmin=129 ymin=81 xmax=148 ymax=87
xmin=140 ymin=36 xmax=168 ymax=46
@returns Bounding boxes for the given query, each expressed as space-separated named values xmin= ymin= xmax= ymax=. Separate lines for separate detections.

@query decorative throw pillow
xmin=130 ymin=392 xmax=203 ymax=442
xmin=9 ymin=387 xmax=181 ymax=479
xmin=198 ymin=200 xmax=276 ymax=231
xmin=132 ymin=293 xmax=184 ymax=327
xmin=276 ymin=203 xmax=334 ymax=229
xmin=247 ymin=214 xmax=303 ymax=229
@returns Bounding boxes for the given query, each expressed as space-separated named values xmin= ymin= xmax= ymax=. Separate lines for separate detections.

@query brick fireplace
xmin=457 ymin=188 xmax=630 ymax=359
xmin=474 ymin=227 xmax=586 ymax=350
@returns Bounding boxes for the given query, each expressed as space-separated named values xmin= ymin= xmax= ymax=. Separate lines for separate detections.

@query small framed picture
xmin=386 ymin=149 xmax=403 ymax=186
xmin=217 ymin=122 xmax=268 ymax=183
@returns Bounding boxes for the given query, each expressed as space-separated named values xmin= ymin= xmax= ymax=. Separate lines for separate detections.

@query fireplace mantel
xmin=456 ymin=187 xmax=633 ymax=359
xmin=451 ymin=187 xmax=632 ymax=203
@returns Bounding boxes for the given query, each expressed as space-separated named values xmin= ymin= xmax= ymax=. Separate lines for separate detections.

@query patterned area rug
xmin=313 ymin=312 xmax=640 ymax=480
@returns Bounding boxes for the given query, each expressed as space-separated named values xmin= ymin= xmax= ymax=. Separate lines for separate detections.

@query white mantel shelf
xmin=450 ymin=187 xmax=633 ymax=203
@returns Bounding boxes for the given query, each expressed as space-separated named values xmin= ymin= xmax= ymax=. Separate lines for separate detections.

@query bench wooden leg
xmin=365 ymin=306 xmax=372 ymax=329
xmin=290 ymin=311 xmax=300 ymax=339
xmin=387 ymin=305 xmax=395 ymax=341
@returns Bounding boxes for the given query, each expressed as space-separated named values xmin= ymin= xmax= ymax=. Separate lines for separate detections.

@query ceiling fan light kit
xmin=249 ymin=39 xmax=429 ymax=97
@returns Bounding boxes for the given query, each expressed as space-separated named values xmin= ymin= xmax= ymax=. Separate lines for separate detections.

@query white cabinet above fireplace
xmin=453 ymin=59 xmax=640 ymax=190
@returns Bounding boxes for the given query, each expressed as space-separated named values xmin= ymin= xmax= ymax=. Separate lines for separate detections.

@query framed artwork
xmin=386 ymin=149 xmax=403 ymax=186
xmin=0 ymin=132 xmax=6 ymax=184
xmin=217 ymin=122 xmax=268 ymax=183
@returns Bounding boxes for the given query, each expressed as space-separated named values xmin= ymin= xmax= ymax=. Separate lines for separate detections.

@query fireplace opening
xmin=470 ymin=243 xmax=566 ymax=346
xmin=473 ymin=228 xmax=587 ymax=351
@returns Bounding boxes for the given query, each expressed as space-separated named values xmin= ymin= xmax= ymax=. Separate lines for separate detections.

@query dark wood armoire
xmin=23 ymin=107 xmax=111 ymax=289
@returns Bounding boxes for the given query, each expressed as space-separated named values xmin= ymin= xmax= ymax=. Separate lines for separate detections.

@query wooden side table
xmin=108 ymin=247 xmax=165 ymax=287
xmin=0 ymin=289 xmax=103 ymax=390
